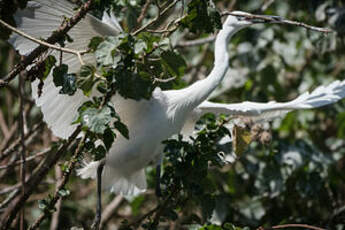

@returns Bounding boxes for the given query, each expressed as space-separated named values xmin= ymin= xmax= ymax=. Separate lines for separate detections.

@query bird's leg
xmin=91 ymin=160 xmax=105 ymax=230
xmin=155 ymin=164 xmax=162 ymax=197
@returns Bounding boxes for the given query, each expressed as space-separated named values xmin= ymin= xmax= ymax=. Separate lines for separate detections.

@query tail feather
xmin=77 ymin=161 xmax=147 ymax=196
xmin=76 ymin=161 xmax=99 ymax=179
xmin=103 ymin=166 xmax=147 ymax=196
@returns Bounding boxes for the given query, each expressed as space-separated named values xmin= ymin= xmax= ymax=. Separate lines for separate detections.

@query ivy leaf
xmin=103 ymin=127 xmax=116 ymax=150
xmin=88 ymin=36 xmax=104 ymax=51
xmin=137 ymin=32 xmax=160 ymax=53
xmin=134 ymin=39 xmax=147 ymax=54
xmin=43 ymin=55 xmax=56 ymax=80
xmin=232 ymin=124 xmax=252 ymax=156
xmin=114 ymin=121 xmax=129 ymax=139
xmin=161 ymin=51 xmax=186 ymax=77
xmin=181 ymin=0 xmax=222 ymax=33
xmin=95 ymin=36 xmax=122 ymax=66
xmin=113 ymin=68 xmax=153 ymax=100
xmin=52 ymin=64 xmax=77 ymax=95
xmin=94 ymin=144 xmax=106 ymax=160
xmin=81 ymin=106 xmax=112 ymax=134
xmin=77 ymin=64 xmax=96 ymax=96
xmin=58 ymin=189 xmax=70 ymax=197
xmin=38 ymin=199 xmax=48 ymax=210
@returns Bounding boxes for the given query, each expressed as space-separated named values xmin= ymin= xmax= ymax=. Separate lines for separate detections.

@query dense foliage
xmin=0 ymin=0 xmax=345 ymax=229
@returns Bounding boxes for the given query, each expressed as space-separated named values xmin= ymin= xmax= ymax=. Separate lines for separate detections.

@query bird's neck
xmin=173 ymin=26 xmax=239 ymax=111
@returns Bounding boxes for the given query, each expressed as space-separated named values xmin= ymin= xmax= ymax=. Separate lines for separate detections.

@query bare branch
xmin=258 ymin=223 xmax=326 ymax=230
xmin=0 ymin=122 xmax=44 ymax=162
xmin=28 ymin=134 xmax=86 ymax=230
xmin=175 ymin=35 xmax=216 ymax=48
xmin=49 ymin=166 xmax=63 ymax=230
xmin=132 ymin=0 xmax=180 ymax=36
xmin=0 ymin=148 xmax=50 ymax=170
xmin=154 ymin=76 xmax=176 ymax=83
xmin=261 ymin=0 xmax=275 ymax=11
xmin=137 ymin=0 xmax=153 ymax=25
xmin=18 ymin=71 xmax=26 ymax=230
xmin=99 ymin=195 xmax=124 ymax=229
xmin=0 ymin=126 xmax=81 ymax=230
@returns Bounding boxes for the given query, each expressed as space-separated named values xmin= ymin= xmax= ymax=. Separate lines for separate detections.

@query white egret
xmin=9 ymin=0 xmax=345 ymax=200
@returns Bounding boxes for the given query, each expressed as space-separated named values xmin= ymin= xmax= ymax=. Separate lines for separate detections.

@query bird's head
xmin=223 ymin=11 xmax=277 ymax=29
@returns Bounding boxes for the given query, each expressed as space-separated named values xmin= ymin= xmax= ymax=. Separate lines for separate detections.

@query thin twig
xmin=0 ymin=126 xmax=81 ymax=230
xmin=175 ymin=35 xmax=216 ymax=48
xmin=261 ymin=0 xmax=275 ymax=11
xmin=0 ymin=122 xmax=18 ymax=153
xmin=0 ymin=122 xmax=43 ymax=162
xmin=0 ymin=18 xmax=105 ymax=81
xmin=222 ymin=11 xmax=334 ymax=33
xmin=258 ymin=223 xmax=326 ymax=230
xmin=18 ymin=69 xmax=26 ymax=230
xmin=49 ymin=166 xmax=62 ymax=230
xmin=100 ymin=195 xmax=124 ymax=229
xmin=0 ymin=189 xmax=19 ymax=211
xmin=132 ymin=0 xmax=180 ymax=36
xmin=0 ymin=184 xmax=21 ymax=196
xmin=137 ymin=0 xmax=153 ymax=25
xmin=0 ymin=148 xmax=50 ymax=170
xmin=28 ymin=135 xmax=86 ymax=230
xmin=154 ymin=76 xmax=176 ymax=83
xmin=0 ymin=110 xmax=9 ymax=138
xmin=0 ymin=19 xmax=89 ymax=56
xmin=0 ymin=0 xmax=94 ymax=87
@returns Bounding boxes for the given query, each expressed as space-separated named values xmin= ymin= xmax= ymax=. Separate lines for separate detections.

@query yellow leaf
xmin=232 ymin=125 xmax=252 ymax=156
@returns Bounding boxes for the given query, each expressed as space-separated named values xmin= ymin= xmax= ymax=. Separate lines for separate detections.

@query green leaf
xmin=161 ymin=51 xmax=186 ymax=77
xmin=95 ymin=36 xmax=122 ymax=66
xmin=38 ymin=199 xmax=48 ymax=210
xmin=77 ymin=64 xmax=96 ymax=96
xmin=52 ymin=64 xmax=77 ymax=95
xmin=103 ymin=127 xmax=115 ymax=150
xmin=58 ymin=189 xmax=70 ymax=197
xmin=43 ymin=55 xmax=56 ymax=80
xmin=134 ymin=39 xmax=147 ymax=54
xmin=181 ymin=0 xmax=222 ymax=33
xmin=113 ymin=68 xmax=153 ymax=100
xmin=94 ymin=145 xmax=106 ymax=160
xmin=81 ymin=106 xmax=112 ymax=134
xmin=137 ymin=32 xmax=160 ymax=53
xmin=114 ymin=121 xmax=129 ymax=139
xmin=88 ymin=36 xmax=104 ymax=51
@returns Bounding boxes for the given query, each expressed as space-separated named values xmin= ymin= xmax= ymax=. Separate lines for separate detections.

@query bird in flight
xmin=9 ymin=0 xmax=345 ymax=199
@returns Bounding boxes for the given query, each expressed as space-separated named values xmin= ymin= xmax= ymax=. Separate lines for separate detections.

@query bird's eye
xmin=236 ymin=16 xmax=247 ymax=21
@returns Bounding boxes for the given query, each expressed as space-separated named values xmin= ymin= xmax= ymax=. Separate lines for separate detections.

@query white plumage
xmin=9 ymin=0 xmax=345 ymax=196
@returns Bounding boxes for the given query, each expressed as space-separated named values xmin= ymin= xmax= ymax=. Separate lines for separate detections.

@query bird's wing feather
xmin=181 ymin=79 xmax=345 ymax=136
xmin=8 ymin=0 xmax=125 ymax=139
xmin=9 ymin=0 xmax=121 ymax=56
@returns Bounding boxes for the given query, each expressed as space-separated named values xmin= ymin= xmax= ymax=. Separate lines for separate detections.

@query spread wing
xmin=8 ymin=0 xmax=126 ymax=138
xmin=181 ymin=79 xmax=345 ymax=136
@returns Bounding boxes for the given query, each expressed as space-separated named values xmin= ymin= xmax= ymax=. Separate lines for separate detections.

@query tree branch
xmin=28 ymin=134 xmax=86 ymax=230
xmin=18 ymin=70 xmax=26 ymax=230
xmin=132 ymin=0 xmax=180 ymax=36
